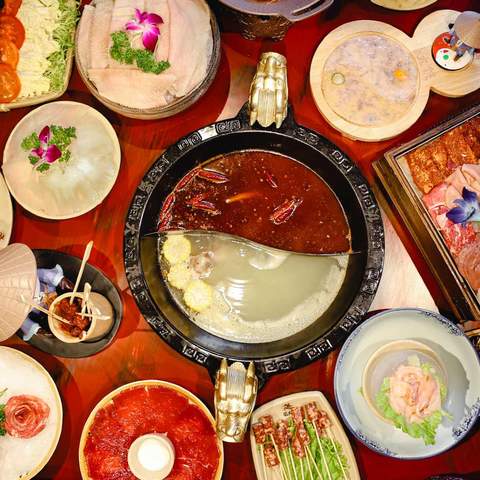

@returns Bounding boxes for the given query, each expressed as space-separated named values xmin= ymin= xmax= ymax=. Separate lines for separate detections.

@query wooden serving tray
xmin=250 ymin=391 xmax=360 ymax=480
xmin=310 ymin=10 xmax=480 ymax=142
xmin=373 ymin=104 xmax=480 ymax=323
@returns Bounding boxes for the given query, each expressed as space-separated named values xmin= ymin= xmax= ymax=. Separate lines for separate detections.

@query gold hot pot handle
xmin=214 ymin=359 xmax=258 ymax=443
xmin=249 ymin=52 xmax=288 ymax=129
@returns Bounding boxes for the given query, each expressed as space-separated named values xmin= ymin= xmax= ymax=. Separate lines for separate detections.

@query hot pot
xmin=124 ymin=52 xmax=384 ymax=438
xmin=212 ymin=0 xmax=334 ymax=40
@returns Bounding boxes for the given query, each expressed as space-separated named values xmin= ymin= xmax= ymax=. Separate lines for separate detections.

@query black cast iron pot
xmin=124 ymin=104 xmax=384 ymax=386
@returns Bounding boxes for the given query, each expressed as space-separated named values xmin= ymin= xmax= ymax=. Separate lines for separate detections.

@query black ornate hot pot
xmin=124 ymin=54 xmax=384 ymax=438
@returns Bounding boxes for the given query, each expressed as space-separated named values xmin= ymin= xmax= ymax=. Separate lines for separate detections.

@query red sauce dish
xmin=79 ymin=380 xmax=223 ymax=480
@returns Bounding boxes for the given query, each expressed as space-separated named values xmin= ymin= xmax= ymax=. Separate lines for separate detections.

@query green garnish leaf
xmin=44 ymin=0 xmax=78 ymax=92
xmin=375 ymin=371 xmax=450 ymax=446
xmin=110 ymin=31 xmax=170 ymax=74
xmin=21 ymin=132 xmax=41 ymax=151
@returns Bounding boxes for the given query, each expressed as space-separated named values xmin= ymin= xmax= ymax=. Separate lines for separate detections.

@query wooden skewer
xmin=299 ymin=453 xmax=305 ymax=480
xmin=287 ymin=448 xmax=299 ymax=480
xmin=70 ymin=241 xmax=93 ymax=304
xmin=312 ymin=423 xmax=332 ymax=480
xmin=74 ymin=312 xmax=110 ymax=320
xmin=303 ymin=447 xmax=314 ymax=480
xmin=80 ymin=283 xmax=92 ymax=318
xmin=20 ymin=295 xmax=71 ymax=326
xmin=259 ymin=444 xmax=268 ymax=480
xmin=304 ymin=445 xmax=322 ymax=479
xmin=270 ymin=437 xmax=290 ymax=480
xmin=325 ymin=427 xmax=348 ymax=480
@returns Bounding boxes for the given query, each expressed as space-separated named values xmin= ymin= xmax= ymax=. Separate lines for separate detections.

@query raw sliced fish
xmin=147 ymin=0 xmax=169 ymax=62
xmin=88 ymin=69 xmax=175 ymax=109
xmin=167 ymin=0 xmax=211 ymax=97
xmin=77 ymin=5 xmax=94 ymax=69
xmin=90 ymin=0 xmax=114 ymax=69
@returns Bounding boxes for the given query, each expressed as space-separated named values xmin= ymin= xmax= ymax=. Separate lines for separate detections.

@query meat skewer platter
xmin=78 ymin=380 xmax=224 ymax=480
xmin=0 ymin=346 xmax=63 ymax=480
xmin=0 ymin=0 xmax=77 ymax=109
xmin=0 ymin=172 xmax=13 ymax=249
xmin=75 ymin=0 xmax=221 ymax=118
xmin=310 ymin=10 xmax=480 ymax=142
xmin=250 ymin=391 xmax=360 ymax=480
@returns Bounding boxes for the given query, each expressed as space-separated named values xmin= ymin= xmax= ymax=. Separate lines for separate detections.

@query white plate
xmin=334 ymin=308 xmax=480 ymax=459
xmin=250 ymin=391 xmax=360 ymax=480
xmin=2 ymin=101 xmax=121 ymax=220
xmin=0 ymin=346 xmax=63 ymax=480
xmin=0 ymin=173 xmax=13 ymax=248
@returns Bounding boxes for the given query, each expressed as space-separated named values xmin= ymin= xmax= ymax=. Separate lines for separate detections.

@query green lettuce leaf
xmin=375 ymin=374 xmax=449 ymax=446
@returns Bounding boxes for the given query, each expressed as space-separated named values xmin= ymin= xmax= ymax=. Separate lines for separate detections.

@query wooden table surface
xmin=1 ymin=0 xmax=480 ymax=478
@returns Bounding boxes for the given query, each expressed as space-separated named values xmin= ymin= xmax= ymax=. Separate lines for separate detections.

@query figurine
xmin=249 ymin=52 xmax=288 ymax=129
xmin=21 ymin=265 xmax=73 ymax=340
xmin=214 ymin=359 xmax=258 ymax=443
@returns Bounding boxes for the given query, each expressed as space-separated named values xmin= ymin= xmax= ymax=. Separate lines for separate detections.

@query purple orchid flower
xmin=125 ymin=9 xmax=163 ymax=52
xmin=446 ymin=187 xmax=480 ymax=226
xmin=31 ymin=126 xmax=62 ymax=168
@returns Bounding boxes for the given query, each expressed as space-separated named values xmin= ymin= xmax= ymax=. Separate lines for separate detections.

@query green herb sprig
xmin=0 ymin=388 xmax=7 ymax=436
xmin=21 ymin=125 xmax=76 ymax=173
xmin=110 ymin=31 xmax=170 ymax=75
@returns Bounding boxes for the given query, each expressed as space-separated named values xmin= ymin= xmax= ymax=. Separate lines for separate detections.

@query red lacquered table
xmin=1 ymin=0 xmax=480 ymax=478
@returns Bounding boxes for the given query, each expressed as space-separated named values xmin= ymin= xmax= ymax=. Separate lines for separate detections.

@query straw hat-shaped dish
xmin=0 ymin=346 xmax=63 ymax=479
xmin=79 ymin=380 xmax=224 ymax=480
xmin=370 ymin=0 xmax=438 ymax=10
xmin=0 ymin=244 xmax=37 ymax=342
xmin=310 ymin=10 xmax=480 ymax=141
xmin=0 ymin=172 xmax=13 ymax=249
xmin=75 ymin=0 xmax=221 ymax=119
xmin=2 ymin=101 xmax=121 ymax=220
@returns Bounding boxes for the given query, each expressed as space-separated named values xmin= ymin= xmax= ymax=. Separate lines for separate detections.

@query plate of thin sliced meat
xmin=75 ymin=0 xmax=220 ymax=118
xmin=250 ymin=391 xmax=360 ymax=480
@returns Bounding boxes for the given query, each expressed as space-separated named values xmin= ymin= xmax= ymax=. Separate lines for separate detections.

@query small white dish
xmin=0 ymin=172 xmax=13 ymax=249
xmin=362 ymin=339 xmax=448 ymax=423
xmin=2 ymin=101 xmax=121 ymax=220
xmin=335 ymin=308 xmax=480 ymax=459
xmin=128 ymin=433 xmax=175 ymax=480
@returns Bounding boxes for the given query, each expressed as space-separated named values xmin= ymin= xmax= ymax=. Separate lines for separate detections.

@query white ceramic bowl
xmin=334 ymin=308 xmax=480 ymax=459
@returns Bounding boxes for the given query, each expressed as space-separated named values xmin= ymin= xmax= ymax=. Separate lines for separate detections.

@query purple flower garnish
xmin=30 ymin=126 xmax=62 ymax=168
xmin=125 ymin=8 xmax=163 ymax=52
xmin=446 ymin=187 xmax=480 ymax=225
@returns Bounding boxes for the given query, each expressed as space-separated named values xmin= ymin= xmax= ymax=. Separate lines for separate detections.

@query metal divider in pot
xmin=124 ymin=53 xmax=384 ymax=442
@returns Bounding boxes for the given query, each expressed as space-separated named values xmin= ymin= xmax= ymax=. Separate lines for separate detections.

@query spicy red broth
xmin=159 ymin=150 xmax=351 ymax=254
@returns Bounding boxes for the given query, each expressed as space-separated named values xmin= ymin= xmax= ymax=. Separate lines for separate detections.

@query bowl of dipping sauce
xmin=128 ymin=433 xmax=175 ymax=480
xmin=48 ymin=292 xmax=97 ymax=344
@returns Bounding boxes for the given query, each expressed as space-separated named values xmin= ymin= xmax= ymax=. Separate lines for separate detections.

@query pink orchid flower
xmin=125 ymin=9 xmax=163 ymax=52
xmin=31 ymin=126 xmax=62 ymax=167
